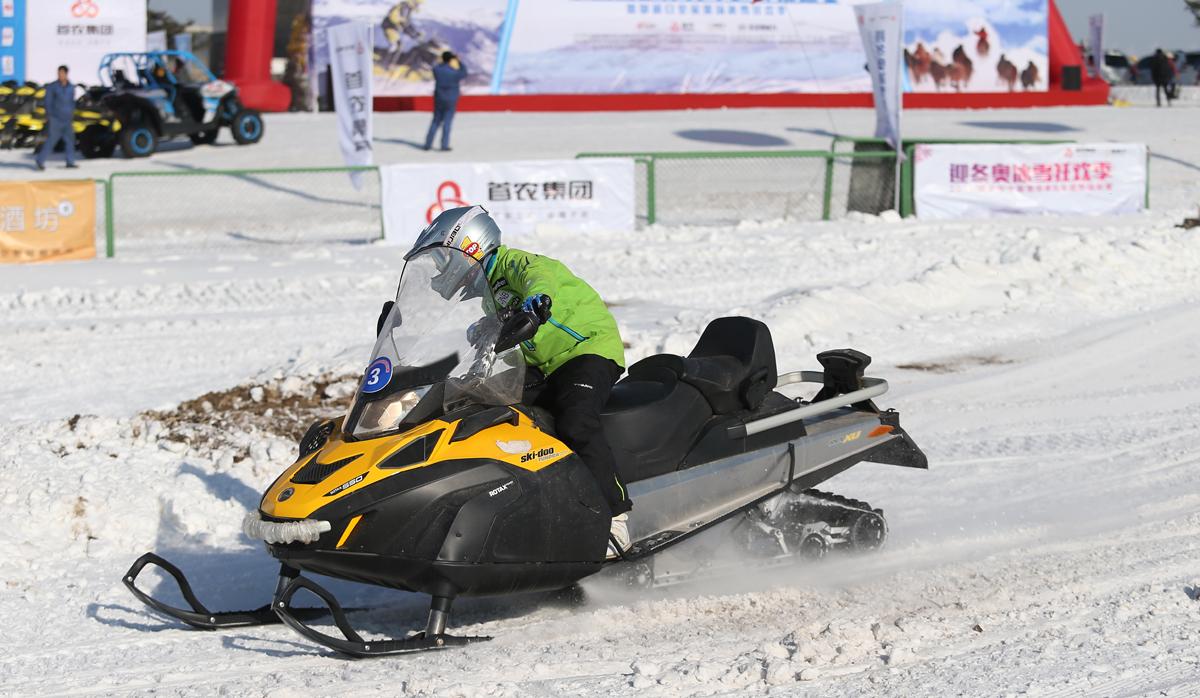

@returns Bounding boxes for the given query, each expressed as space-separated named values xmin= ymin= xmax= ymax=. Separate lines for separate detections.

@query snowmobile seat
xmin=627 ymin=317 xmax=778 ymax=415
xmin=601 ymin=365 xmax=714 ymax=483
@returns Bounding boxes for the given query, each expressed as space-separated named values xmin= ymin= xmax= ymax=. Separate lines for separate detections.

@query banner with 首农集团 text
xmin=913 ymin=143 xmax=1147 ymax=220
xmin=0 ymin=179 xmax=96 ymax=263
xmin=855 ymin=2 xmax=903 ymax=150
xmin=327 ymin=21 xmax=374 ymax=190
xmin=380 ymin=159 xmax=635 ymax=241
xmin=23 ymin=0 xmax=146 ymax=83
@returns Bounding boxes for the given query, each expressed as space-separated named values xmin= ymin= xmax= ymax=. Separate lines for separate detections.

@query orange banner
xmin=0 ymin=180 xmax=97 ymax=264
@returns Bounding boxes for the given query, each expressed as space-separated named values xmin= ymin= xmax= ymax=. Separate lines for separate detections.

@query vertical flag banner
xmin=1088 ymin=14 xmax=1104 ymax=79
xmin=855 ymin=2 xmax=903 ymax=150
xmin=327 ymin=22 xmax=374 ymax=190
xmin=0 ymin=180 xmax=96 ymax=264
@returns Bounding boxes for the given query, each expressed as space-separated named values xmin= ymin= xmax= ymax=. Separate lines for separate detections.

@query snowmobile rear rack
xmin=274 ymin=575 xmax=491 ymax=657
xmin=729 ymin=370 xmax=890 ymax=438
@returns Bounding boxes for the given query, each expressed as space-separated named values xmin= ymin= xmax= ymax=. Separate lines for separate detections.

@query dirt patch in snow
xmin=124 ymin=371 xmax=360 ymax=463
xmin=897 ymin=355 xmax=1014 ymax=374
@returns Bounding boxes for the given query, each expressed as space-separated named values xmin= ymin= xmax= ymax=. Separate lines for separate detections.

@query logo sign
xmin=381 ymin=159 xmax=636 ymax=239
xmin=26 ymin=0 xmax=144 ymax=85
xmin=914 ymin=142 xmax=1147 ymax=220
xmin=277 ymin=487 xmax=295 ymax=502
xmin=361 ymin=357 xmax=392 ymax=394
xmin=426 ymin=180 xmax=468 ymax=223
xmin=70 ymin=0 xmax=99 ymax=18
xmin=0 ymin=180 xmax=96 ymax=264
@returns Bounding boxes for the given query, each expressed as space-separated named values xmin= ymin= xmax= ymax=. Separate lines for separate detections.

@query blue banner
xmin=0 ymin=0 xmax=25 ymax=83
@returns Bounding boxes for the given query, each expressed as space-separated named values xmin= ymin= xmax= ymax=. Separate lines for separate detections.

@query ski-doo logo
xmin=828 ymin=430 xmax=862 ymax=447
xmin=277 ymin=487 xmax=295 ymax=502
xmin=520 ymin=447 xmax=556 ymax=463
xmin=325 ymin=472 xmax=367 ymax=497
xmin=488 ymin=480 xmax=514 ymax=497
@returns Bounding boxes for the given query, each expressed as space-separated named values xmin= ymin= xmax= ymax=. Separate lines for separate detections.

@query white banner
xmin=327 ymin=22 xmax=373 ymax=190
xmin=1088 ymin=14 xmax=1104 ymax=79
xmin=380 ymin=159 xmax=635 ymax=241
xmin=854 ymin=2 xmax=903 ymax=150
xmin=145 ymin=29 xmax=165 ymax=52
xmin=914 ymin=143 xmax=1147 ymax=220
xmin=24 ymin=0 xmax=146 ymax=83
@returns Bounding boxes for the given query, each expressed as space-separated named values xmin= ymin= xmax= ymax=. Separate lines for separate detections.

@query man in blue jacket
xmin=36 ymin=65 xmax=78 ymax=171
xmin=423 ymin=51 xmax=466 ymax=151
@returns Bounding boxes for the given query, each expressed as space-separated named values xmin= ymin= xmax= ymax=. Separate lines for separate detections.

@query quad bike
xmin=124 ymin=246 xmax=926 ymax=657
xmin=90 ymin=50 xmax=264 ymax=158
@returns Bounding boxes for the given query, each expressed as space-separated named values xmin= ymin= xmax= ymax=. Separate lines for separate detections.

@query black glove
xmin=521 ymin=294 xmax=552 ymax=324
xmin=376 ymin=300 xmax=394 ymax=336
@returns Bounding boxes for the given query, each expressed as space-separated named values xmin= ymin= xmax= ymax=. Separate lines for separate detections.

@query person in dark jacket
xmin=1151 ymin=49 xmax=1173 ymax=107
xmin=36 ymin=65 xmax=78 ymax=170
xmin=423 ymin=51 xmax=466 ymax=151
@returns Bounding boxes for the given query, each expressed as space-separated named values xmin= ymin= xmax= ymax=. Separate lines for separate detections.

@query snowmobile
xmin=124 ymin=244 xmax=926 ymax=657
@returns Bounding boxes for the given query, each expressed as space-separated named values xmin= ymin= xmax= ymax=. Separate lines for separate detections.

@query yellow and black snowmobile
xmin=125 ymin=240 xmax=927 ymax=657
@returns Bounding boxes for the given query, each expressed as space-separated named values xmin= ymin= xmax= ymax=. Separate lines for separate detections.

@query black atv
xmin=89 ymin=50 xmax=264 ymax=158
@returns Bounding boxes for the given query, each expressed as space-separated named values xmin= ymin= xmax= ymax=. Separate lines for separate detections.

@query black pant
xmin=1155 ymin=82 xmax=1172 ymax=107
xmin=531 ymin=354 xmax=632 ymax=516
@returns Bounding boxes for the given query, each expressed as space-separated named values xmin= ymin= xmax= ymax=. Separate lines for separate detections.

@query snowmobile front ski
xmin=123 ymin=552 xmax=338 ymax=630
xmin=273 ymin=574 xmax=491 ymax=657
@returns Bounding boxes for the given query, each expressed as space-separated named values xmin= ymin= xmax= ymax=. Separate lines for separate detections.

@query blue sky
xmin=904 ymin=0 xmax=1047 ymax=50
xmin=1058 ymin=0 xmax=1199 ymax=56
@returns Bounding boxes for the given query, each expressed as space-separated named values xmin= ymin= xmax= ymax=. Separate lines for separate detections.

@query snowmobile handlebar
xmin=494 ymin=310 xmax=542 ymax=353
xmin=730 ymin=371 xmax=889 ymax=438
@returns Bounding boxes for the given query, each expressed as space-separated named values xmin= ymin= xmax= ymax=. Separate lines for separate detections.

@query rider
xmin=397 ymin=205 xmax=633 ymax=557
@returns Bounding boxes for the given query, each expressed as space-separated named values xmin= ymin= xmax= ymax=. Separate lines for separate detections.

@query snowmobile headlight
xmin=359 ymin=385 xmax=432 ymax=435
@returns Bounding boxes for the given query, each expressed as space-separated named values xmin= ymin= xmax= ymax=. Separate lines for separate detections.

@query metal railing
xmin=577 ymin=149 xmax=899 ymax=226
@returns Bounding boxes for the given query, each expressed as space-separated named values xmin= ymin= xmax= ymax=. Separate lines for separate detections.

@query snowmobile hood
xmin=259 ymin=410 xmax=569 ymax=524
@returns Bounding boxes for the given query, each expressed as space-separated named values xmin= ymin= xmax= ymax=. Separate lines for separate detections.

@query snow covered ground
xmin=2 ymin=107 xmax=1200 ymax=696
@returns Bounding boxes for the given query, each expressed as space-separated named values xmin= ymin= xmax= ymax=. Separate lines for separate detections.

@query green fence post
xmin=899 ymin=146 xmax=914 ymax=218
xmin=375 ymin=166 xmax=387 ymax=241
xmin=821 ymin=155 xmax=834 ymax=221
xmin=1145 ymin=147 xmax=1151 ymax=210
xmin=105 ymin=174 xmax=115 ymax=258
xmin=645 ymin=157 xmax=657 ymax=225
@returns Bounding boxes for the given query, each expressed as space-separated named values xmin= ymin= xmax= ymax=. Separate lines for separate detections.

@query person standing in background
xmin=36 ymin=65 xmax=78 ymax=171
xmin=424 ymin=51 xmax=466 ymax=151
xmin=1151 ymin=49 xmax=1173 ymax=107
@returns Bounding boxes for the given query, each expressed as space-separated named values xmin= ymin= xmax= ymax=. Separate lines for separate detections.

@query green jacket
xmin=487 ymin=245 xmax=625 ymax=375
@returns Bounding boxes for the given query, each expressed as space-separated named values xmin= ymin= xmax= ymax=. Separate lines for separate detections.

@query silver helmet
xmin=406 ymin=206 xmax=502 ymax=300
xmin=405 ymin=205 xmax=502 ymax=263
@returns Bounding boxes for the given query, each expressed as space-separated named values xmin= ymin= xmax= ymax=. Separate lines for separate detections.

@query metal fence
xmin=577 ymin=149 xmax=899 ymax=226
xmin=90 ymin=137 xmax=1135 ymax=256
xmin=104 ymin=165 xmax=383 ymax=257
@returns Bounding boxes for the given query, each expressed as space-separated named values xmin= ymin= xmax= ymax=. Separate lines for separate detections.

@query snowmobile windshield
xmin=344 ymin=247 xmax=525 ymax=440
